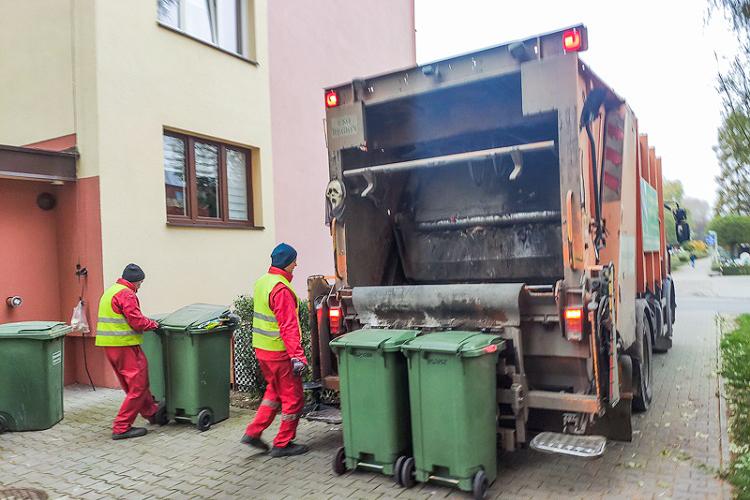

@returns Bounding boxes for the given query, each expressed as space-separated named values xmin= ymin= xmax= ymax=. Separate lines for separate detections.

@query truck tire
xmin=632 ymin=308 xmax=653 ymax=412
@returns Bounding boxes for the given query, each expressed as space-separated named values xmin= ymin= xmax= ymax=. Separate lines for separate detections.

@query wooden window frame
xmin=164 ymin=130 xmax=255 ymax=228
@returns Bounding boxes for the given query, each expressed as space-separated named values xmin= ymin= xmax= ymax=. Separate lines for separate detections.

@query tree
xmin=715 ymin=110 xmax=750 ymax=215
xmin=707 ymin=215 xmax=750 ymax=256
xmin=682 ymin=196 xmax=711 ymax=240
xmin=709 ymin=1 xmax=750 ymax=214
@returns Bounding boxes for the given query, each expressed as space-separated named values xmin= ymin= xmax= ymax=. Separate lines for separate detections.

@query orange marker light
xmin=325 ymin=90 xmax=339 ymax=108
xmin=563 ymin=29 xmax=582 ymax=52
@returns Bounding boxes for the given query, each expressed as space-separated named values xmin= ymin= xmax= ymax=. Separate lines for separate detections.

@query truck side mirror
xmin=676 ymin=222 xmax=690 ymax=244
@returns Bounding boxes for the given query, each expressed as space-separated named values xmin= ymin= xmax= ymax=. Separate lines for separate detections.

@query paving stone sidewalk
xmin=0 ymin=262 xmax=733 ymax=499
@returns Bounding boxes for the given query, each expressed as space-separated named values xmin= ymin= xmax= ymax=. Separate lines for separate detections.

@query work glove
xmin=291 ymin=357 xmax=308 ymax=377
xmin=225 ymin=313 xmax=240 ymax=327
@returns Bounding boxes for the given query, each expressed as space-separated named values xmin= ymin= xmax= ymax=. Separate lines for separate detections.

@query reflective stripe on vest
xmin=95 ymin=283 xmax=143 ymax=347
xmin=252 ymin=273 xmax=298 ymax=352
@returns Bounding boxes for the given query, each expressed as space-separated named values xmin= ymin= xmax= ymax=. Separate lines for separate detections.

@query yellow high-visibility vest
xmin=95 ymin=283 xmax=142 ymax=347
xmin=252 ymin=273 xmax=298 ymax=352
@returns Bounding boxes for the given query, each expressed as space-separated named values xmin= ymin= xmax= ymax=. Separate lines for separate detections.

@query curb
xmin=716 ymin=314 xmax=732 ymax=499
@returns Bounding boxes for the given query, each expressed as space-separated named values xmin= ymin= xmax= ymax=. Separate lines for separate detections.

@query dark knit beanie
xmin=271 ymin=243 xmax=297 ymax=269
xmin=122 ymin=263 xmax=145 ymax=283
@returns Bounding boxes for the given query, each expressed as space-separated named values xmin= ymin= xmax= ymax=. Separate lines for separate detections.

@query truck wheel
xmin=472 ymin=470 xmax=488 ymax=500
xmin=332 ymin=446 xmax=347 ymax=475
xmin=0 ymin=415 xmax=7 ymax=434
xmin=632 ymin=312 xmax=653 ymax=413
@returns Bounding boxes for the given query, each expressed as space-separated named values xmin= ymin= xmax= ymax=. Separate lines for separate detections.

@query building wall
xmin=268 ymin=0 xmax=416 ymax=285
xmin=0 ymin=1 xmax=76 ymax=146
xmin=89 ymin=1 xmax=275 ymax=315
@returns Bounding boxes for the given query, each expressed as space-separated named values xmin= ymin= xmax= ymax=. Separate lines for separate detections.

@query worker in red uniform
xmin=95 ymin=264 xmax=167 ymax=440
xmin=242 ymin=243 xmax=309 ymax=457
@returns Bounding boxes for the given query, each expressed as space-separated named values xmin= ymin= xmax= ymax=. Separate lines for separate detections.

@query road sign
xmin=706 ymin=235 xmax=716 ymax=245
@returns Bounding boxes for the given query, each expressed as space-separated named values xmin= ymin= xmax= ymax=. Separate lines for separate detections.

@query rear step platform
xmin=530 ymin=432 xmax=606 ymax=459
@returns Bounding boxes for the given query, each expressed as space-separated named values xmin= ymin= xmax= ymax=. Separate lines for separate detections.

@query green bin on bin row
xmin=142 ymin=313 xmax=169 ymax=403
xmin=0 ymin=322 xmax=72 ymax=433
xmin=330 ymin=329 xmax=419 ymax=477
xmin=154 ymin=304 xmax=237 ymax=431
xmin=400 ymin=331 xmax=503 ymax=499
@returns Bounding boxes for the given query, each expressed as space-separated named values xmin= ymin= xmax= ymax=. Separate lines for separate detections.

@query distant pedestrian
xmin=690 ymin=253 xmax=696 ymax=268
xmin=242 ymin=243 xmax=309 ymax=457
xmin=95 ymin=264 xmax=167 ymax=440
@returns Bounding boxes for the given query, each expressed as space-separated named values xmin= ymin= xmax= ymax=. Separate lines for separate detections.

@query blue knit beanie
xmin=271 ymin=243 xmax=297 ymax=269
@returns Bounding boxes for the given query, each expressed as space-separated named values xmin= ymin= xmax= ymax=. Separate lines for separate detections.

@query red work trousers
xmin=104 ymin=345 xmax=159 ymax=434
xmin=245 ymin=358 xmax=304 ymax=447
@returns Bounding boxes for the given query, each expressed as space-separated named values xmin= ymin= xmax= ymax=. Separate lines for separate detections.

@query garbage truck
xmin=307 ymin=23 xmax=685 ymax=491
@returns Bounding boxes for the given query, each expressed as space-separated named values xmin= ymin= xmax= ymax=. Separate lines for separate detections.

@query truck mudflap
xmin=351 ymin=283 xmax=526 ymax=330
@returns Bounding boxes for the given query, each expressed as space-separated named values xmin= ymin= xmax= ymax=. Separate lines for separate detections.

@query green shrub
xmin=678 ymin=253 xmax=689 ymax=263
xmin=721 ymin=315 xmax=750 ymax=497
xmin=232 ymin=294 xmax=313 ymax=397
xmin=723 ymin=265 xmax=750 ymax=276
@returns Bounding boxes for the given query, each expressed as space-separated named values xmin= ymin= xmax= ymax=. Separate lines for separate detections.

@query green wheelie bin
xmin=158 ymin=304 xmax=237 ymax=431
xmin=400 ymin=331 xmax=504 ymax=500
xmin=330 ymin=329 xmax=418 ymax=480
xmin=0 ymin=321 xmax=72 ymax=433
xmin=141 ymin=313 xmax=169 ymax=403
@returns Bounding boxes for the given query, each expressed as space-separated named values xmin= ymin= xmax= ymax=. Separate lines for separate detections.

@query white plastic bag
xmin=71 ymin=299 xmax=90 ymax=334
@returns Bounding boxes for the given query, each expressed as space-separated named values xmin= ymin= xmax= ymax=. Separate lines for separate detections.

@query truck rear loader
xmin=306 ymin=24 xmax=686 ymax=497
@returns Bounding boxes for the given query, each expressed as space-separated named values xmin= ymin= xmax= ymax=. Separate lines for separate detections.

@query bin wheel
xmin=196 ymin=409 xmax=213 ymax=432
xmin=472 ymin=470 xmax=488 ymax=500
xmin=332 ymin=446 xmax=347 ymax=475
xmin=0 ymin=415 xmax=7 ymax=434
xmin=400 ymin=457 xmax=416 ymax=489
xmin=394 ymin=456 xmax=406 ymax=486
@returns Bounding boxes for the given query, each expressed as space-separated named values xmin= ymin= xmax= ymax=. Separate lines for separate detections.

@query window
xmin=158 ymin=0 xmax=247 ymax=56
xmin=163 ymin=131 xmax=253 ymax=227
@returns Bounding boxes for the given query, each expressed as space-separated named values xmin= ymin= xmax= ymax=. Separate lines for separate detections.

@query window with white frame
xmin=163 ymin=131 xmax=254 ymax=227
xmin=158 ymin=0 xmax=248 ymax=57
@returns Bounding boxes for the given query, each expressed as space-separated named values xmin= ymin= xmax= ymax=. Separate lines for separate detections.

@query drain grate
xmin=0 ymin=489 xmax=49 ymax=500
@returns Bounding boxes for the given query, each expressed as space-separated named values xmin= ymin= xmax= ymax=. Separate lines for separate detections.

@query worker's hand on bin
xmin=225 ymin=313 xmax=240 ymax=327
xmin=291 ymin=357 xmax=308 ymax=377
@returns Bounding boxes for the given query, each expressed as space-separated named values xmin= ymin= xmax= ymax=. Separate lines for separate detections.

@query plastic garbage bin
xmin=158 ymin=304 xmax=237 ymax=431
xmin=0 ymin=321 xmax=72 ymax=432
xmin=330 ymin=329 xmax=418 ymax=479
xmin=141 ymin=313 xmax=169 ymax=403
xmin=400 ymin=331 xmax=503 ymax=499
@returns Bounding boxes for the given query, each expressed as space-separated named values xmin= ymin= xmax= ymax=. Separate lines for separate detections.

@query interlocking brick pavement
xmin=0 ymin=261 xmax=735 ymax=499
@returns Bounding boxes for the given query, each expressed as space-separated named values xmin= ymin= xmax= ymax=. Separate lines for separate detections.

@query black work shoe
xmin=241 ymin=434 xmax=269 ymax=452
xmin=112 ymin=427 xmax=148 ymax=440
xmin=269 ymin=442 xmax=309 ymax=457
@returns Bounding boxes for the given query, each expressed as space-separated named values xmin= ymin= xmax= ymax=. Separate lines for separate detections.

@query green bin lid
xmin=401 ymin=331 xmax=504 ymax=357
xmin=330 ymin=329 xmax=419 ymax=352
xmin=158 ymin=303 xmax=231 ymax=332
xmin=0 ymin=321 xmax=72 ymax=340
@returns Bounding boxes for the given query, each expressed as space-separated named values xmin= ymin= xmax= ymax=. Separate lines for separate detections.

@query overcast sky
xmin=414 ymin=0 xmax=739 ymax=208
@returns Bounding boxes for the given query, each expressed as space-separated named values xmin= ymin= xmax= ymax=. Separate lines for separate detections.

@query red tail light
xmin=328 ymin=307 xmax=341 ymax=335
xmin=325 ymin=90 xmax=339 ymax=108
xmin=562 ymin=29 xmax=582 ymax=52
xmin=564 ymin=307 xmax=584 ymax=341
